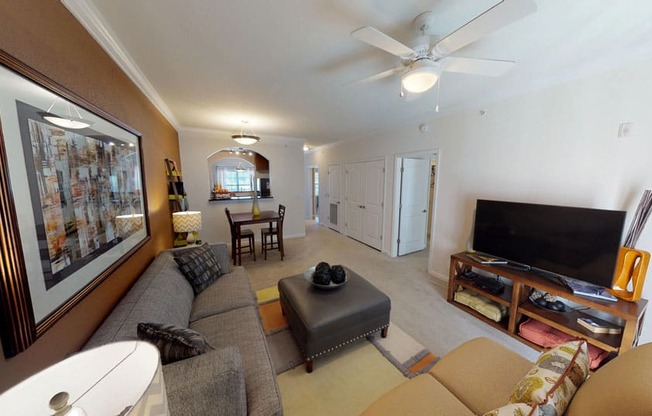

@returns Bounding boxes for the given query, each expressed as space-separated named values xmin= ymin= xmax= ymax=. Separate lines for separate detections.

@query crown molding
xmin=179 ymin=126 xmax=306 ymax=144
xmin=62 ymin=0 xmax=179 ymax=129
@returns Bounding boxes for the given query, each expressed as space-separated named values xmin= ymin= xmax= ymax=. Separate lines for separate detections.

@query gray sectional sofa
xmin=84 ymin=243 xmax=282 ymax=416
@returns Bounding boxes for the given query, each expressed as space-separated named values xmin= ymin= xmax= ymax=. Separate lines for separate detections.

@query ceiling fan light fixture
xmin=401 ymin=60 xmax=439 ymax=94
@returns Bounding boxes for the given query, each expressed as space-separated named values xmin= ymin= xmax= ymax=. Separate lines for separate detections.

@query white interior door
xmin=397 ymin=157 xmax=431 ymax=256
xmin=327 ymin=164 xmax=341 ymax=230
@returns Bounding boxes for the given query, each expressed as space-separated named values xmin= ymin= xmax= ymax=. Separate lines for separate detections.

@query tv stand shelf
xmin=448 ymin=252 xmax=648 ymax=358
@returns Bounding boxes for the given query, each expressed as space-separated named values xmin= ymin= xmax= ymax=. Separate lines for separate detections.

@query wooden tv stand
xmin=448 ymin=252 xmax=648 ymax=358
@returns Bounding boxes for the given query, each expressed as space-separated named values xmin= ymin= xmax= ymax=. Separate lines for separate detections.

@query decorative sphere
xmin=316 ymin=261 xmax=330 ymax=272
xmin=330 ymin=265 xmax=346 ymax=284
xmin=312 ymin=268 xmax=331 ymax=285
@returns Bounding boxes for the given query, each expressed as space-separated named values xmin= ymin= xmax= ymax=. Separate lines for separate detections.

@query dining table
xmin=230 ymin=210 xmax=282 ymax=265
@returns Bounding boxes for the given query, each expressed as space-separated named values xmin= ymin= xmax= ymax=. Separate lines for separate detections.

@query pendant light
xmin=41 ymin=98 xmax=92 ymax=129
xmin=232 ymin=120 xmax=260 ymax=145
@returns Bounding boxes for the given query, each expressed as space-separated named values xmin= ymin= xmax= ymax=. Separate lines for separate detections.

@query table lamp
xmin=172 ymin=211 xmax=202 ymax=245
xmin=0 ymin=341 xmax=168 ymax=415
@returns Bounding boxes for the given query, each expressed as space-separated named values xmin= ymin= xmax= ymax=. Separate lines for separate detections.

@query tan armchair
xmin=362 ymin=337 xmax=652 ymax=416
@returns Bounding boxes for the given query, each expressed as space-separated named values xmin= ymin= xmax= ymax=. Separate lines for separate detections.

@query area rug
xmin=256 ymin=287 xmax=438 ymax=377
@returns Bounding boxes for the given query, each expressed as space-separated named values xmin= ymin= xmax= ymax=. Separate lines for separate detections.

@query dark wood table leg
xmin=381 ymin=326 xmax=388 ymax=338
xmin=305 ymin=358 xmax=313 ymax=373
xmin=279 ymin=227 xmax=284 ymax=260
xmin=231 ymin=236 xmax=236 ymax=265
xmin=236 ymin=224 xmax=242 ymax=266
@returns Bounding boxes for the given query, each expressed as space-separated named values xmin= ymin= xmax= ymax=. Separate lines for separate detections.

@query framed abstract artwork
xmin=0 ymin=50 xmax=149 ymax=357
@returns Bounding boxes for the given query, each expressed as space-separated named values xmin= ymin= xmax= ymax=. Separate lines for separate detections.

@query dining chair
xmin=225 ymin=207 xmax=256 ymax=266
xmin=261 ymin=204 xmax=285 ymax=260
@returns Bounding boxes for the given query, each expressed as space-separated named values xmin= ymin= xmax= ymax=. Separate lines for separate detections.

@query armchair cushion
xmin=566 ymin=342 xmax=652 ymax=416
xmin=429 ymin=337 xmax=532 ymax=415
xmin=361 ymin=373 xmax=475 ymax=416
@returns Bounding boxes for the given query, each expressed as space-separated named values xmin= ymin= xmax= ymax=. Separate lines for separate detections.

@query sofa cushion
xmin=174 ymin=243 xmax=223 ymax=294
xmin=83 ymin=251 xmax=195 ymax=349
xmin=163 ymin=346 xmax=247 ymax=416
xmin=360 ymin=373 xmax=475 ymax=416
xmin=207 ymin=242 xmax=231 ymax=275
xmin=510 ymin=340 xmax=589 ymax=416
xmin=137 ymin=322 xmax=214 ymax=364
xmin=190 ymin=266 xmax=256 ymax=322
xmin=429 ymin=337 xmax=532 ymax=415
xmin=482 ymin=403 xmax=533 ymax=416
xmin=190 ymin=305 xmax=283 ymax=416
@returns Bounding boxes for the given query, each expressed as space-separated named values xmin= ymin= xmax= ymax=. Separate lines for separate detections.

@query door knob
xmin=422 ymin=209 xmax=427 ymax=213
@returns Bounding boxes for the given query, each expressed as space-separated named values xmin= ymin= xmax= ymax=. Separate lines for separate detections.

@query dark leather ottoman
xmin=278 ymin=267 xmax=391 ymax=372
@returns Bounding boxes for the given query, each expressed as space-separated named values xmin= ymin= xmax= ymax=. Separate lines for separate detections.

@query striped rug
xmin=256 ymin=286 xmax=438 ymax=377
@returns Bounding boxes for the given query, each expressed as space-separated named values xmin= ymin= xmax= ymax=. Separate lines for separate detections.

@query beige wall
xmin=0 ymin=0 xmax=179 ymax=391
xmin=179 ymin=129 xmax=306 ymax=244
xmin=306 ymin=56 xmax=652 ymax=344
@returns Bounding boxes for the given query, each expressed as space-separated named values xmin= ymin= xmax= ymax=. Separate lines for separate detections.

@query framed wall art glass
xmin=0 ymin=51 xmax=149 ymax=357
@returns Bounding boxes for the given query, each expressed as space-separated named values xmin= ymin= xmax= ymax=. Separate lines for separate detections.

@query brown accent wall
xmin=0 ymin=0 xmax=179 ymax=391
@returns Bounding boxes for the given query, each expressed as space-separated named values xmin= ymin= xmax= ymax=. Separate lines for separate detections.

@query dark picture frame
xmin=0 ymin=50 xmax=149 ymax=357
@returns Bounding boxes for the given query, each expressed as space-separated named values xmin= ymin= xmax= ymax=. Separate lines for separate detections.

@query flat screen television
xmin=472 ymin=199 xmax=626 ymax=288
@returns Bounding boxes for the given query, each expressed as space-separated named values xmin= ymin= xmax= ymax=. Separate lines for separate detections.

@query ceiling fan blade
xmin=347 ymin=67 xmax=405 ymax=86
xmin=432 ymin=0 xmax=537 ymax=57
xmin=351 ymin=26 xmax=416 ymax=59
xmin=441 ymin=57 xmax=515 ymax=76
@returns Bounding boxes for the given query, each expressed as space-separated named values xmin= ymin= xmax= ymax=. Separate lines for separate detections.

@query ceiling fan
xmin=350 ymin=0 xmax=537 ymax=97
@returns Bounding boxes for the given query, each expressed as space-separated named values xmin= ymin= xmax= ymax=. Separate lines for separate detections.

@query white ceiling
xmin=63 ymin=0 xmax=652 ymax=147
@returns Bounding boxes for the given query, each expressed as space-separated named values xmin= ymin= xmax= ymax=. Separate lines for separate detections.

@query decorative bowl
xmin=303 ymin=266 xmax=347 ymax=290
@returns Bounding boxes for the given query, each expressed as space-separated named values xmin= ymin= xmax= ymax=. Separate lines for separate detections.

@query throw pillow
xmin=483 ymin=403 xmax=534 ymax=416
xmin=509 ymin=340 xmax=590 ymax=416
xmin=174 ymin=243 xmax=222 ymax=294
xmin=137 ymin=322 xmax=214 ymax=364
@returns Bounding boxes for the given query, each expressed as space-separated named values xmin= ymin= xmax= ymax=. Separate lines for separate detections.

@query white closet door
xmin=361 ymin=159 xmax=385 ymax=249
xmin=345 ymin=163 xmax=364 ymax=241
xmin=345 ymin=160 xmax=384 ymax=250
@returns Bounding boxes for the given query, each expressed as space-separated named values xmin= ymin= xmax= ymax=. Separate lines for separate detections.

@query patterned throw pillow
xmin=509 ymin=340 xmax=590 ymax=416
xmin=483 ymin=403 xmax=534 ymax=416
xmin=137 ymin=323 xmax=214 ymax=364
xmin=174 ymin=243 xmax=222 ymax=294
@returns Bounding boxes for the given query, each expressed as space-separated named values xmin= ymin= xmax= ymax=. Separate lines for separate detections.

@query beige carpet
xmin=253 ymin=283 xmax=439 ymax=415
xmin=240 ymin=221 xmax=539 ymax=363
xmin=277 ymin=342 xmax=405 ymax=416
xmin=237 ymin=221 xmax=539 ymax=414
xmin=255 ymin=287 xmax=439 ymax=377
